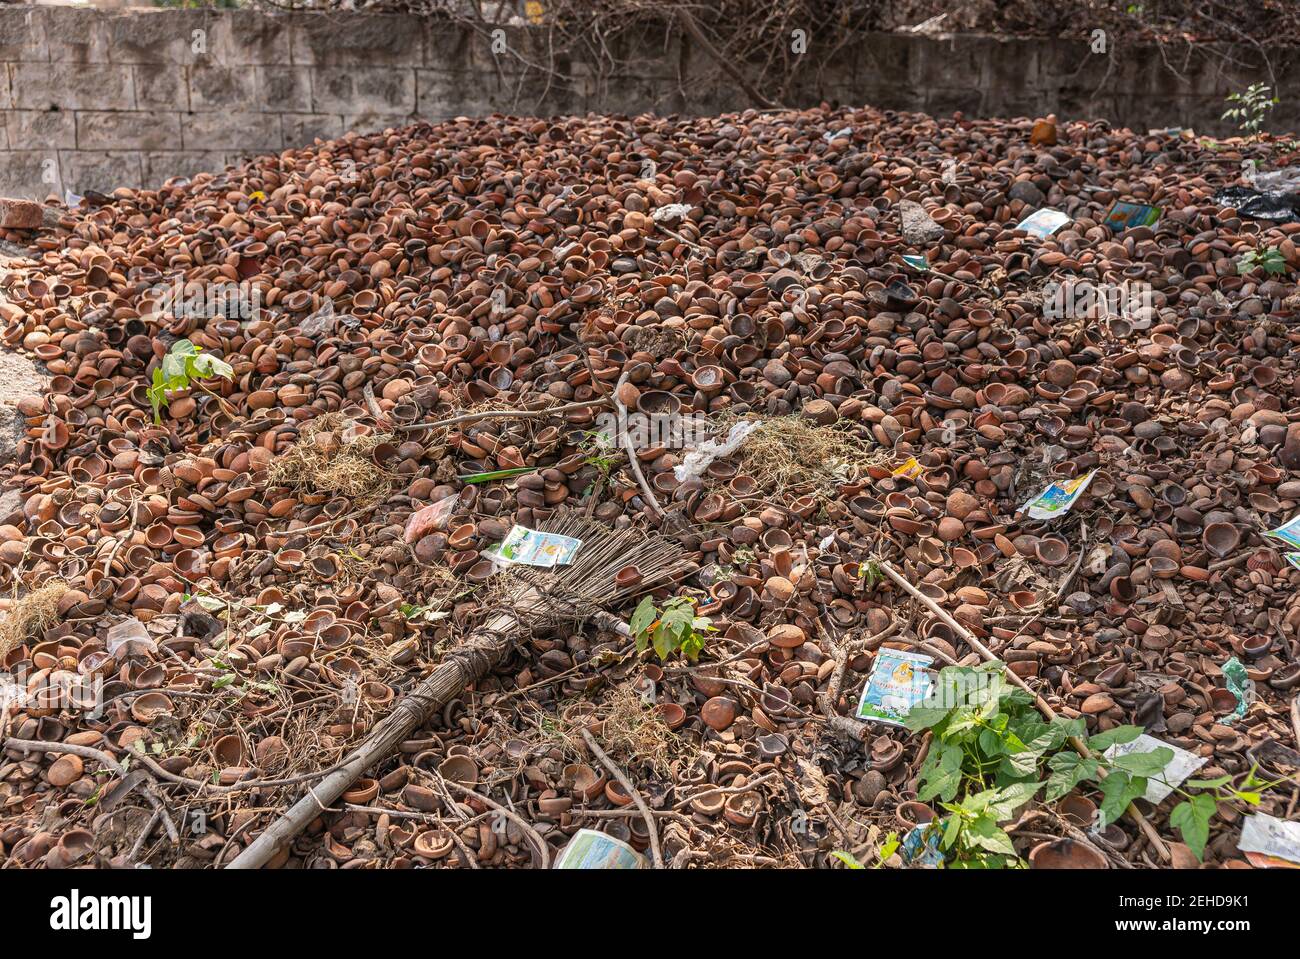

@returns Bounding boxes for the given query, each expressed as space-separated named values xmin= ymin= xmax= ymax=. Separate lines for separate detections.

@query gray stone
xmin=0 ymin=347 xmax=46 ymax=467
xmin=133 ymin=65 xmax=190 ymax=111
xmin=189 ymin=63 xmax=257 ymax=111
xmin=77 ymin=111 xmax=183 ymax=151
xmin=182 ymin=111 xmax=281 ymax=152
xmin=102 ymin=9 xmax=221 ymax=65
xmin=291 ymin=13 xmax=423 ymax=66
xmin=6 ymin=110 xmax=77 ymax=151
xmin=0 ymin=482 xmax=22 ymax=525
xmin=897 ymin=199 xmax=945 ymax=245
xmin=13 ymin=64 xmax=135 ymax=111
xmin=58 ymin=150 xmax=143 ymax=194
xmin=313 ymin=67 xmax=415 ymax=115
xmin=0 ymin=65 xmax=10 ymax=113
xmin=257 ymin=67 xmax=312 ymax=113
xmin=283 ymin=113 xmax=343 ymax=146
xmin=1008 ymin=180 xmax=1045 ymax=207
xmin=342 ymin=113 xmax=417 ymax=137
xmin=0 ymin=152 xmax=60 ymax=199
xmin=142 ymin=151 xmax=228 ymax=187
xmin=0 ymin=6 xmax=48 ymax=62
xmin=223 ymin=9 xmax=291 ymax=66
xmin=41 ymin=5 xmax=111 ymax=64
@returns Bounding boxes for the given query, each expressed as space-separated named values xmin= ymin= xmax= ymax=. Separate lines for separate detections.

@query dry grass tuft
xmin=715 ymin=412 xmax=884 ymax=499
xmin=538 ymin=679 xmax=691 ymax=778
xmin=0 ymin=580 xmax=70 ymax=660
xmin=268 ymin=413 xmax=396 ymax=506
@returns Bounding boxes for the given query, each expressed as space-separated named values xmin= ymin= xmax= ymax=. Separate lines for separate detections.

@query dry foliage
xmin=0 ymin=580 xmax=70 ymax=660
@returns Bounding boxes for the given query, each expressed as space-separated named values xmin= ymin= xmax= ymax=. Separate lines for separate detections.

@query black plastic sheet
xmin=1214 ymin=185 xmax=1300 ymax=222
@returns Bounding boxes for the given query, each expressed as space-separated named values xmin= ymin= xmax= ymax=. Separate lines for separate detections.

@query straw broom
xmin=227 ymin=513 xmax=693 ymax=869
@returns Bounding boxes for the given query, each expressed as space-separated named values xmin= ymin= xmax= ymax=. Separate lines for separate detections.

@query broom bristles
xmin=501 ymin=513 xmax=694 ymax=623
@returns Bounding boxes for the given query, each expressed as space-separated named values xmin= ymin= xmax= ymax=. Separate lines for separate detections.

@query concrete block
xmin=283 ymin=113 xmax=344 ymax=145
xmin=134 ymin=64 xmax=189 ymax=111
xmin=423 ymin=20 xmax=472 ymax=70
xmin=0 ymin=64 xmax=11 ymax=111
xmin=416 ymin=70 xmax=499 ymax=120
xmin=58 ymin=149 xmax=142 ymax=193
xmin=77 ymin=111 xmax=182 ymax=151
xmin=223 ymin=9 xmax=291 ymax=66
xmin=925 ymin=87 xmax=985 ymax=118
xmin=189 ymin=62 xmax=257 ymax=111
xmin=257 ymin=67 xmax=312 ymax=113
xmin=41 ymin=6 xmax=110 ymax=64
xmin=142 ymin=150 xmax=227 ymax=187
xmin=342 ymin=113 xmax=418 ymax=137
xmin=102 ymin=9 xmax=223 ymax=66
xmin=182 ymin=111 xmax=282 ymax=152
xmin=313 ymin=67 xmax=415 ymax=114
xmin=13 ymin=63 xmax=134 ymax=111
xmin=6 ymin=109 xmax=77 ymax=151
xmin=858 ymin=34 xmax=917 ymax=88
xmin=0 ymin=152 xmax=59 ymax=198
xmin=291 ymin=12 xmax=422 ymax=66
xmin=0 ymin=6 xmax=48 ymax=62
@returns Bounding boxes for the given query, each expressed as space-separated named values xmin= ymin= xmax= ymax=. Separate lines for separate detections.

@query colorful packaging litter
xmin=1264 ymin=512 xmax=1300 ymax=550
xmin=554 ymin=828 xmax=644 ymax=869
xmin=1284 ymin=552 xmax=1300 ymax=571
xmin=900 ymin=823 xmax=943 ymax=867
xmin=1238 ymin=813 xmax=1300 ymax=869
xmin=901 ymin=254 xmax=930 ymax=272
xmin=1102 ymin=201 xmax=1161 ymax=230
xmin=1019 ymin=470 xmax=1097 ymax=520
xmin=1015 ymin=208 xmax=1071 ymax=239
xmin=891 ymin=456 xmax=924 ymax=479
xmin=483 ymin=525 xmax=582 ymax=568
xmin=855 ymin=648 xmax=933 ymax=727
xmin=1104 ymin=734 xmax=1207 ymax=805
xmin=1219 ymin=656 xmax=1253 ymax=724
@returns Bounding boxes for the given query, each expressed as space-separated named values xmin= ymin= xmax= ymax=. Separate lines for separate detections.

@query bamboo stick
xmin=226 ymin=612 xmax=518 ymax=869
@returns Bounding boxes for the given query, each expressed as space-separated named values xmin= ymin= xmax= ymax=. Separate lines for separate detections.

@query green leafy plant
xmin=1238 ymin=245 xmax=1288 ymax=276
xmin=629 ymin=595 xmax=715 ymax=661
xmin=830 ymin=850 xmax=864 ymax=869
xmin=1223 ymin=83 xmax=1278 ymax=136
xmin=148 ymin=339 xmax=234 ymax=424
xmin=904 ymin=663 xmax=1273 ymax=866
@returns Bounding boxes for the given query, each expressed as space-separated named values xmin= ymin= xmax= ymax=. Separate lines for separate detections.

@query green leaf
xmin=1169 ymin=793 xmax=1215 ymax=861
xmin=629 ymin=596 xmax=657 ymax=638
xmin=1108 ymin=746 xmax=1175 ymax=778
xmin=1186 ymin=775 xmax=1232 ymax=789
xmin=1087 ymin=725 xmax=1143 ymax=751
xmin=984 ymin=781 xmax=1042 ymax=822
xmin=918 ymin=742 xmax=964 ymax=803
xmin=1044 ymin=754 xmax=1100 ymax=802
xmin=941 ymin=813 xmax=963 ymax=851
xmin=965 ymin=814 xmax=1017 ymax=857
xmin=903 ymin=703 xmax=953 ymax=731
xmin=651 ymin=624 xmax=677 ymax=660
xmin=831 ymin=850 xmax=864 ymax=870
xmin=1098 ymin=772 xmax=1148 ymax=829
xmin=459 ymin=466 xmax=540 ymax=484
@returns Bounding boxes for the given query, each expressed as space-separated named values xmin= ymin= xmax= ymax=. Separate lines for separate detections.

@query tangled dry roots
xmin=0 ymin=580 xmax=70 ymax=660
xmin=268 ymin=413 xmax=397 ymax=505
xmin=716 ymin=413 xmax=884 ymax=498
xmin=535 ymin=678 xmax=687 ymax=777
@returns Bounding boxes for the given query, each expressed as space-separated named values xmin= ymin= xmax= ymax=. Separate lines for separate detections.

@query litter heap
xmin=1 ymin=106 xmax=1299 ymax=869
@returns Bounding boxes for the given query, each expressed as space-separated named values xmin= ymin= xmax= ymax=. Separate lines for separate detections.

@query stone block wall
xmin=0 ymin=5 xmax=1296 ymax=198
